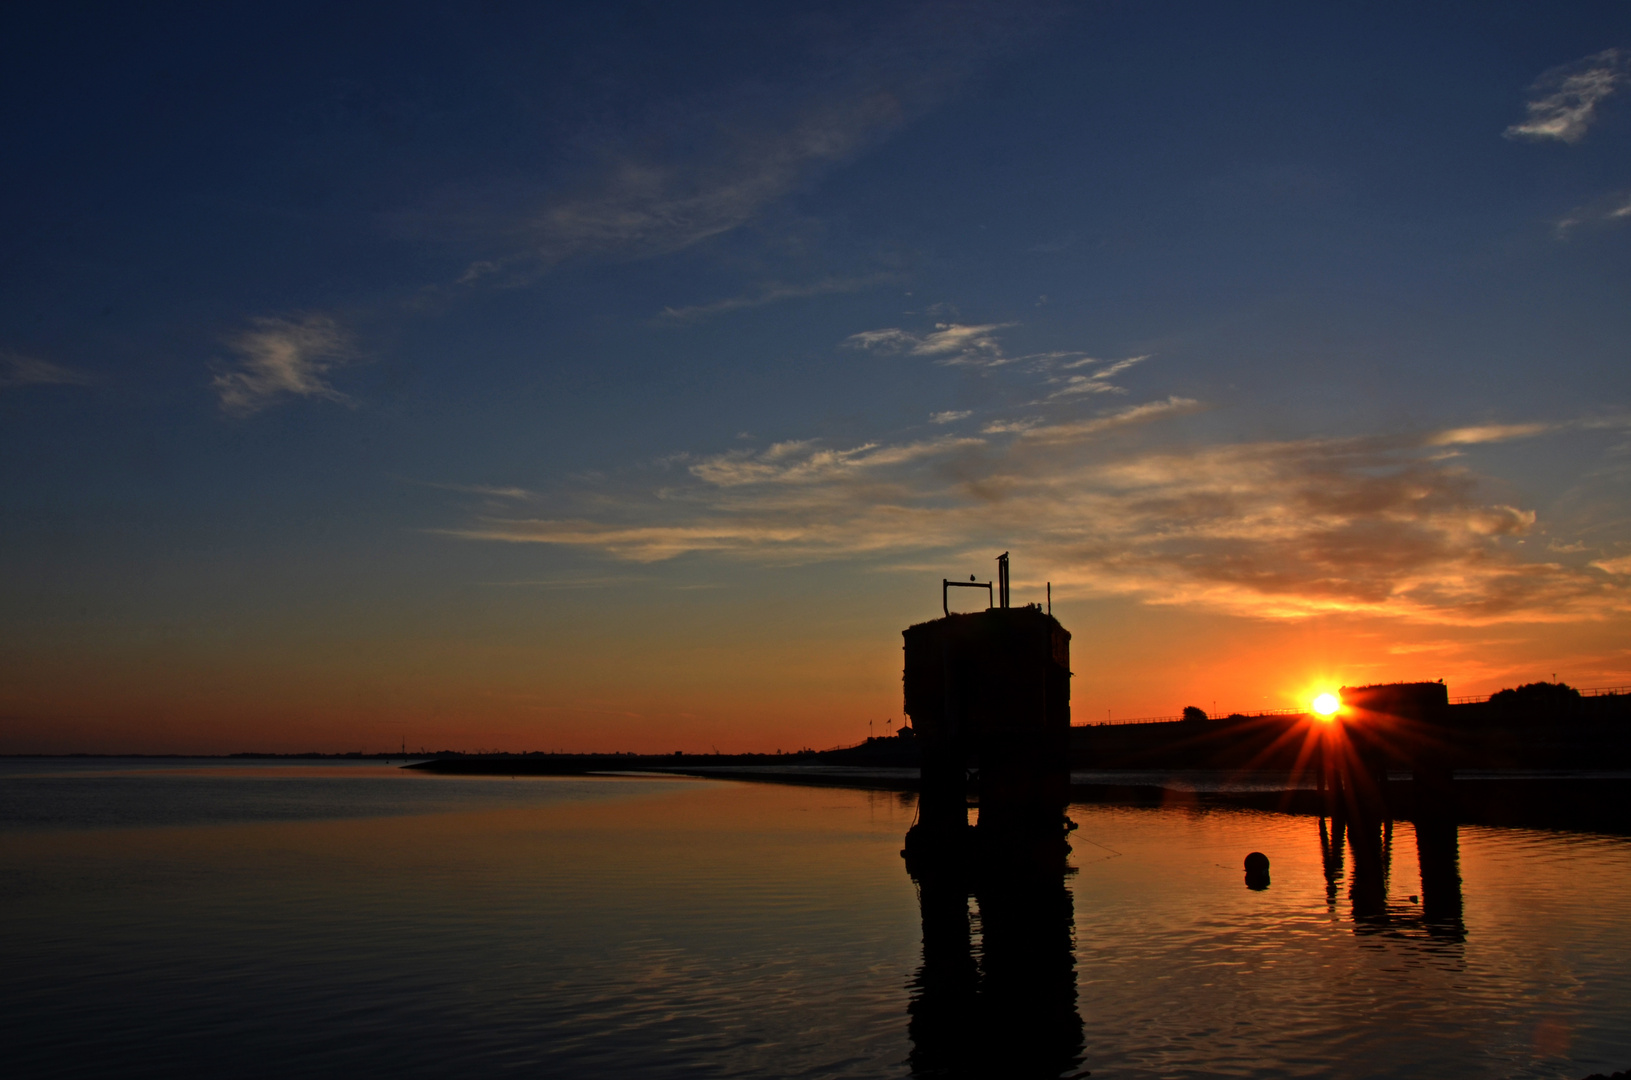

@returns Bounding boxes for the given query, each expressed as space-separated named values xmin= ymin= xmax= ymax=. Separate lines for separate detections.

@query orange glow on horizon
xmin=5 ymin=576 xmax=1630 ymax=755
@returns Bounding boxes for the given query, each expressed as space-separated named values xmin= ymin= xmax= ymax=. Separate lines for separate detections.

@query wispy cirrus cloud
xmin=417 ymin=5 xmax=1061 ymax=287
xmin=929 ymin=410 xmax=972 ymax=424
xmin=1555 ymin=190 xmax=1631 ymax=236
xmin=844 ymin=322 xmax=1015 ymax=365
xmin=1505 ymin=48 xmax=1628 ymax=144
xmin=464 ymin=97 xmax=905 ymax=283
xmin=422 ymin=481 xmax=535 ymax=500
xmin=1045 ymin=354 xmax=1151 ymax=399
xmin=980 ymin=417 xmax=1042 ymax=434
xmin=658 ymin=274 xmax=893 ymax=322
xmin=0 ymin=352 xmax=91 ymax=389
xmin=687 ymin=434 xmax=986 ymax=488
xmin=212 ymin=315 xmax=353 ymax=416
xmin=1427 ymin=422 xmax=1553 ymax=446
xmin=1015 ymin=395 xmax=1203 ymax=444
xmin=845 ymin=324 xmax=1155 ymax=398
xmin=417 ymin=101 xmax=906 ymax=287
xmin=438 ymin=409 xmax=1631 ymax=626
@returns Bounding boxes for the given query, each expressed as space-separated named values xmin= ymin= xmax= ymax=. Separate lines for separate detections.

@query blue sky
xmin=4 ymin=2 xmax=1631 ymax=752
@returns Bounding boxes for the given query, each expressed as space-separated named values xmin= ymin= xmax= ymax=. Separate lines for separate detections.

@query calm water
xmin=2 ymin=759 xmax=1629 ymax=1079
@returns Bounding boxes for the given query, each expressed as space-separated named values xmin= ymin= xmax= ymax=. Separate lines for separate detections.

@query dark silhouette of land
xmin=403 ymin=678 xmax=1631 ymax=833
xmin=1072 ymin=681 xmax=1631 ymax=771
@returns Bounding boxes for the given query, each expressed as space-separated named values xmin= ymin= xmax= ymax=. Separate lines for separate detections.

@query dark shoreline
xmin=403 ymin=757 xmax=1631 ymax=836
xmin=9 ymin=753 xmax=1628 ymax=835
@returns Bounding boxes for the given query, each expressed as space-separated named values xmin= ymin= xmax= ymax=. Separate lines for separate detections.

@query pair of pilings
xmin=1315 ymin=683 xmax=1462 ymax=933
xmin=1320 ymin=682 xmax=1459 ymax=825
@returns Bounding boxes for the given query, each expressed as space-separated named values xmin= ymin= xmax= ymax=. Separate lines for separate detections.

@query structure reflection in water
xmin=1331 ymin=813 xmax=1467 ymax=946
xmin=1310 ymin=680 xmax=1468 ymax=946
xmin=1319 ymin=813 xmax=1346 ymax=908
xmin=1348 ymin=816 xmax=1391 ymax=923
xmin=1316 ymin=811 xmax=1465 ymax=944
xmin=1415 ymin=813 xmax=1466 ymax=943
xmin=898 ymin=555 xmax=1085 ymax=1078
xmin=905 ymin=832 xmax=1085 ymax=1079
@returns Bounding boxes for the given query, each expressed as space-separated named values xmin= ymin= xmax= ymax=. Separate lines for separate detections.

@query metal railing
xmin=1453 ymin=683 xmax=1631 ymax=704
xmin=1073 ymin=707 xmax=1306 ymax=728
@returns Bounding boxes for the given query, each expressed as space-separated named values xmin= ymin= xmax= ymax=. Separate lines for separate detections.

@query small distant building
xmin=1338 ymin=681 xmax=1454 ymax=812
xmin=1340 ymin=681 xmax=1449 ymax=724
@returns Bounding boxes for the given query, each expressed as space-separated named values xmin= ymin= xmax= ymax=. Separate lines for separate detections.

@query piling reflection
xmin=1416 ymin=818 xmax=1466 ymax=942
xmin=1319 ymin=814 xmax=1345 ymax=908
xmin=1348 ymin=816 xmax=1390 ymax=923
xmin=904 ymin=841 xmax=1084 ymax=1079
xmin=1314 ymin=810 xmax=1465 ymax=947
xmin=907 ymin=856 xmax=979 ymax=1077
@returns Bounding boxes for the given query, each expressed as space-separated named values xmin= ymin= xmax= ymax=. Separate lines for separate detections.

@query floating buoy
xmin=1244 ymin=852 xmax=1269 ymax=874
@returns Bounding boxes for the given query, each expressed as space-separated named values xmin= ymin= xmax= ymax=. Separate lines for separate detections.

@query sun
xmin=1311 ymin=692 xmax=1341 ymax=718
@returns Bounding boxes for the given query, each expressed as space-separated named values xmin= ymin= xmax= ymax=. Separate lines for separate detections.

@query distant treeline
xmin=1457 ymin=681 xmax=1620 ymax=725
xmin=1073 ymin=684 xmax=1631 ymax=771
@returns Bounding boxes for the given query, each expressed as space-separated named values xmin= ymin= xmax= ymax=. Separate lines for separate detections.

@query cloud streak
xmin=503 ymin=97 xmax=903 ymax=277
xmin=1555 ymin=190 xmax=1631 ymax=236
xmin=429 ymin=5 xmax=1062 ymax=287
xmin=0 ymin=353 xmax=91 ymax=389
xmin=845 ymin=322 xmax=1015 ymax=366
xmin=845 ymin=325 xmax=1155 ymax=402
xmin=212 ymin=315 xmax=354 ymax=416
xmin=658 ymin=275 xmax=892 ymax=322
xmin=1046 ymin=354 xmax=1150 ymax=399
xmin=1505 ymin=48 xmax=1627 ymax=144
xmin=422 ymin=481 xmax=535 ymax=500
xmin=1427 ymin=422 xmax=1553 ymax=446
xmin=435 ymin=98 xmax=912 ymax=286
xmin=1016 ymin=396 xmax=1203 ymax=444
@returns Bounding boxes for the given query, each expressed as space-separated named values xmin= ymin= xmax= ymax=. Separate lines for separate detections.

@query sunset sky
xmin=4 ymin=2 xmax=1631 ymax=753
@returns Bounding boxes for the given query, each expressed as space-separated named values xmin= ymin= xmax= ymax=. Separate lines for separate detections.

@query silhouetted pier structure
xmin=899 ymin=554 xmax=1084 ymax=1076
xmin=902 ymin=553 xmax=1073 ymax=862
